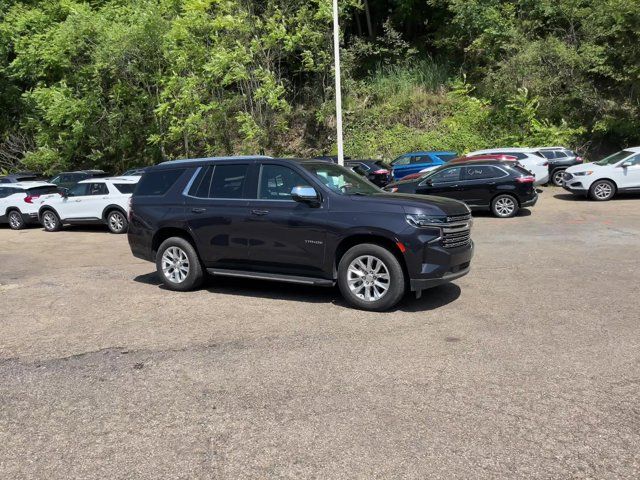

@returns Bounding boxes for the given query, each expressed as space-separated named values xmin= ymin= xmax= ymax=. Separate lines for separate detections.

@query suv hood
xmin=349 ymin=192 xmax=470 ymax=216
xmin=565 ymin=162 xmax=603 ymax=173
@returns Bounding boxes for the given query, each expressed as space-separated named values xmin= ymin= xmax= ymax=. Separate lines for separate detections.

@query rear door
xmin=243 ymin=162 xmax=327 ymax=277
xmin=184 ymin=163 xmax=252 ymax=269
xmin=459 ymin=165 xmax=507 ymax=206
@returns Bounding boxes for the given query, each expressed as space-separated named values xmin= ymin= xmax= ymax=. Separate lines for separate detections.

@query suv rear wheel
xmin=491 ymin=194 xmax=519 ymax=218
xmin=156 ymin=237 xmax=204 ymax=291
xmin=8 ymin=210 xmax=25 ymax=230
xmin=106 ymin=210 xmax=128 ymax=234
xmin=337 ymin=243 xmax=405 ymax=311
xmin=551 ymin=169 xmax=565 ymax=187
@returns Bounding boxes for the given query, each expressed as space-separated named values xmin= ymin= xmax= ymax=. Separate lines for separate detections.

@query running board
xmin=207 ymin=268 xmax=335 ymax=287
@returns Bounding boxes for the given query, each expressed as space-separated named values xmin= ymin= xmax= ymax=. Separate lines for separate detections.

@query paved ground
xmin=1 ymin=190 xmax=639 ymax=479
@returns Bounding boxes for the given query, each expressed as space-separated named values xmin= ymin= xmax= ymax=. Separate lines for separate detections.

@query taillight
xmin=373 ymin=169 xmax=389 ymax=175
xmin=576 ymin=156 xmax=583 ymax=163
xmin=516 ymin=176 xmax=535 ymax=183
xmin=24 ymin=195 xmax=40 ymax=204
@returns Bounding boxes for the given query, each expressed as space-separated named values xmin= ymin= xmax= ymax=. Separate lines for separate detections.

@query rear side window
xmin=464 ymin=165 xmax=503 ymax=180
xmin=187 ymin=164 xmax=249 ymax=199
xmin=87 ymin=183 xmax=109 ymax=196
xmin=113 ymin=183 xmax=136 ymax=194
xmin=136 ymin=169 xmax=186 ymax=196
xmin=513 ymin=165 xmax=534 ymax=176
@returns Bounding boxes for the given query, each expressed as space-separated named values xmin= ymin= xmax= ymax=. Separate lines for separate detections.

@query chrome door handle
xmin=191 ymin=207 xmax=206 ymax=214
xmin=251 ymin=209 xmax=269 ymax=216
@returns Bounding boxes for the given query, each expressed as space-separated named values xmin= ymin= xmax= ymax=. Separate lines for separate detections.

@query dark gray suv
xmin=128 ymin=156 xmax=474 ymax=311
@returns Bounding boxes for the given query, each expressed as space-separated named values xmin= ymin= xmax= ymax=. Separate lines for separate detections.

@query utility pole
xmin=332 ymin=0 xmax=344 ymax=166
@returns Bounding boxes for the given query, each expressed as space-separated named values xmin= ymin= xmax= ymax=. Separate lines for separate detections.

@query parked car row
xmin=0 ymin=176 xmax=139 ymax=233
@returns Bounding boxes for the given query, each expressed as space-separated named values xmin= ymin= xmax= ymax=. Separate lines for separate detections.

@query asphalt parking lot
xmin=1 ymin=191 xmax=639 ymax=479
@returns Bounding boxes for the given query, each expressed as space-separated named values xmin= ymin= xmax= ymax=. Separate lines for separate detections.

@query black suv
xmin=384 ymin=160 xmax=538 ymax=218
xmin=128 ymin=156 xmax=474 ymax=311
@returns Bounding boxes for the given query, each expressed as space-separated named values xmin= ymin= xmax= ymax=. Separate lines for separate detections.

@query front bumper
xmin=405 ymin=238 xmax=474 ymax=292
xmin=410 ymin=263 xmax=471 ymax=291
xmin=562 ymin=181 xmax=588 ymax=194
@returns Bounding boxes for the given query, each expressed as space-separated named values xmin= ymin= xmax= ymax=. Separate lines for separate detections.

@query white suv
xmin=38 ymin=176 xmax=139 ymax=233
xmin=0 ymin=182 xmax=59 ymax=230
xmin=563 ymin=147 xmax=640 ymax=201
xmin=467 ymin=148 xmax=550 ymax=185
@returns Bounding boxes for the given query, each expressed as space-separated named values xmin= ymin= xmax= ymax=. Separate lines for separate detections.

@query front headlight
xmin=573 ymin=171 xmax=593 ymax=176
xmin=405 ymin=214 xmax=447 ymax=228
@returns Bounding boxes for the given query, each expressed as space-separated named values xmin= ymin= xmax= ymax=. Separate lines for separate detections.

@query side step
xmin=207 ymin=268 xmax=335 ymax=287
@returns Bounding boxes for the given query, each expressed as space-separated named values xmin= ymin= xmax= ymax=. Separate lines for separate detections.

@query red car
xmin=400 ymin=154 xmax=518 ymax=181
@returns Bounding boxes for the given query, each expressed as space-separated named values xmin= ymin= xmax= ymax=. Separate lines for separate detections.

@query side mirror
xmin=59 ymin=187 xmax=69 ymax=198
xmin=291 ymin=186 xmax=319 ymax=205
xmin=621 ymin=161 xmax=632 ymax=168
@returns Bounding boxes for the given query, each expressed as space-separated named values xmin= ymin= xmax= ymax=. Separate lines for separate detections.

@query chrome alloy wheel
xmin=347 ymin=255 xmax=391 ymax=302
xmin=8 ymin=212 xmax=22 ymax=229
xmin=161 ymin=246 xmax=190 ymax=284
xmin=593 ymin=182 xmax=613 ymax=200
xmin=109 ymin=212 xmax=125 ymax=232
xmin=42 ymin=211 xmax=57 ymax=230
xmin=494 ymin=197 xmax=516 ymax=217
xmin=553 ymin=170 xmax=565 ymax=186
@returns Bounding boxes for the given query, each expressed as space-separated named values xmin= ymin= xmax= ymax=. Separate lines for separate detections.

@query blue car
xmin=390 ymin=151 xmax=458 ymax=180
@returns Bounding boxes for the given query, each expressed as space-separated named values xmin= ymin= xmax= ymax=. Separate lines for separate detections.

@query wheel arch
xmin=38 ymin=205 xmax=60 ymax=221
xmin=491 ymin=191 xmax=520 ymax=206
xmin=334 ymin=233 xmax=409 ymax=281
xmin=101 ymin=204 xmax=127 ymax=222
xmin=591 ymin=177 xmax=618 ymax=190
xmin=151 ymin=227 xmax=198 ymax=260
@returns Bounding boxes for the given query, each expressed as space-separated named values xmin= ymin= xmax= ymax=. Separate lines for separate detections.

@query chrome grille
xmin=441 ymin=216 xmax=472 ymax=249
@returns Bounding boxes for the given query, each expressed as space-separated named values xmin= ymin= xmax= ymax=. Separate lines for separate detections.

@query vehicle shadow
xmin=133 ymin=271 xmax=461 ymax=312
xmin=554 ymin=192 xmax=640 ymax=201
xmin=472 ymin=208 xmax=532 ymax=218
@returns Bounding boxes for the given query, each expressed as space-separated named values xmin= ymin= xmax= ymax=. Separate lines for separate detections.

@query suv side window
xmin=68 ymin=183 xmax=89 ymax=196
xmin=136 ymin=169 xmax=186 ymax=196
xmin=464 ymin=165 xmax=502 ymax=180
xmin=393 ymin=156 xmax=410 ymax=166
xmin=626 ymin=154 xmax=640 ymax=166
xmin=258 ymin=164 xmax=311 ymax=200
xmin=429 ymin=167 xmax=462 ymax=183
xmin=189 ymin=164 xmax=249 ymax=199
xmin=411 ymin=156 xmax=428 ymax=164
xmin=0 ymin=187 xmax=10 ymax=197
xmin=87 ymin=183 xmax=108 ymax=196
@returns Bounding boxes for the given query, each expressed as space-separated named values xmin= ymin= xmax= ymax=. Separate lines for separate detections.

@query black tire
xmin=106 ymin=210 xmax=128 ymax=234
xmin=155 ymin=237 xmax=204 ymax=291
xmin=7 ymin=210 xmax=25 ymax=230
xmin=491 ymin=194 xmax=519 ymax=218
xmin=551 ymin=169 xmax=566 ymax=187
xmin=41 ymin=210 xmax=62 ymax=231
xmin=337 ymin=243 xmax=405 ymax=311
xmin=589 ymin=179 xmax=615 ymax=201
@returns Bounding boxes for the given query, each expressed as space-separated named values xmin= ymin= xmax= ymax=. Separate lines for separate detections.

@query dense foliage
xmin=0 ymin=0 xmax=638 ymax=173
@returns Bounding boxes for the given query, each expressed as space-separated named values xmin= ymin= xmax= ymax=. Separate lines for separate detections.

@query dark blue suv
xmin=128 ymin=156 xmax=473 ymax=311
xmin=391 ymin=151 xmax=458 ymax=180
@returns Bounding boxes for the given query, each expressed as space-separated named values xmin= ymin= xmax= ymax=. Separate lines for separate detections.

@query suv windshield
xmin=302 ymin=162 xmax=379 ymax=195
xmin=595 ymin=150 xmax=633 ymax=166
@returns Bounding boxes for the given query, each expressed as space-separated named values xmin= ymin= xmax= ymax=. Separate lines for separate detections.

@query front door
xmin=245 ymin=163 xmax=327 ymax=277
xmin=616 ymin=154 xmax=640 ymax=190
xmin=415 ymin=166 xmax=464 ymax=200
xmin=59 ymin=182 xmax=109 ymax=220
xmin=184 ymin=163 xmax=252 ymax=269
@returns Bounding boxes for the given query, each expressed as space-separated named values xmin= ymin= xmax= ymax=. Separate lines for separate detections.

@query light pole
xmin=332 ymin=0 xmax=345 ymax=166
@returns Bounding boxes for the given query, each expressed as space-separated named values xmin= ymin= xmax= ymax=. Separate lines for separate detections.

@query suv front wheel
xmin=337 ymin=243 xmax=405 ymax=311
xmin=156 ymin=237 xmax=204 ymax=291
